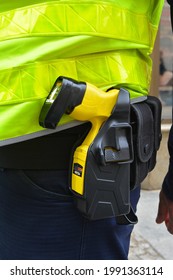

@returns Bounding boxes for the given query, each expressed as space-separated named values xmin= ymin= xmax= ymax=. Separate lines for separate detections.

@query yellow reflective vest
xmin=0 ymin=0 xmax=164 ymax=145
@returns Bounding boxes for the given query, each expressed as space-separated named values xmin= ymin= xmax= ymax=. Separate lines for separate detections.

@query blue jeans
xmin=0 ymin=169 xmax=140 ymax=260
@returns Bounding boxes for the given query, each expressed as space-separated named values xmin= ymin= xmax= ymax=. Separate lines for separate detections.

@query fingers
xmin=156 ymin=190 xmax=168 ymax=224
xmin=165 ymin=218 xmax=173 ymax=234
xmin=156 ymin=190 xmax=173 ymax=235
xmin=165 ymin=203 xmax=173 ymax=234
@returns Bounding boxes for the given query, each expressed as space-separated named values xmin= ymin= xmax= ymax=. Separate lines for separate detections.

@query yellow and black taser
xmin=39 ymin=76 xmax=134 ymax=221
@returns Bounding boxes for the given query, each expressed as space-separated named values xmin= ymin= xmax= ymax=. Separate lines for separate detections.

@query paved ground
xmin=128 ymin=189 xmax=173 ymax=260
xmin=129 ymin=231 xmax=165 ymax=260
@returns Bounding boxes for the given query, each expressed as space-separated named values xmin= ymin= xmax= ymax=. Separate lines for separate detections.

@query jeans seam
xmin=78 ymin=218 xmax=87 ymax=260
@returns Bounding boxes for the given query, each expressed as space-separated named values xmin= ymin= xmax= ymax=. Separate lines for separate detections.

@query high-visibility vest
xmin=0 ymin=0 xmax=164 ymax=145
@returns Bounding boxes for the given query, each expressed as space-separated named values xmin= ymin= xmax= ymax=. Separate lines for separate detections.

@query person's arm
xmin=156 ymin=0 xmax=173 ymax=235
xmin=156 ymin=126 xmax=173 ymax=234
xmin=156 ymin=125 xmax=173 ymax=234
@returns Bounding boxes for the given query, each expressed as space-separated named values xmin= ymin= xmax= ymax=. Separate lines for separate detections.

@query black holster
xmin=116 ymin=96 xmax=162 ymax=225
xmin=71 ymin=94 xmax=162 ymax=224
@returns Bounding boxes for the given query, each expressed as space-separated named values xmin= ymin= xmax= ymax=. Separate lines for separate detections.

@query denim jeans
xmin=0 ymin=169 xmax=140 ymax=260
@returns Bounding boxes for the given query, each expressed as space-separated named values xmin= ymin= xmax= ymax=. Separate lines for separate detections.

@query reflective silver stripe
xmin=0 ymin=120 xmax=85 ymax=146
xmin=130 ymin=96 xmax=147 ymax=104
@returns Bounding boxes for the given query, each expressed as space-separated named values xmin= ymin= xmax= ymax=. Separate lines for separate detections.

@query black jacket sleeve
xmin=163 ymin=1 xmax=173 ymax=200
xmin=168 ymin=0 xmax=173 ymax=30
xmin=162 ymin=125 xmax=173 ymax=200
xmin=167 ymin=0 xmax=173 ymax=5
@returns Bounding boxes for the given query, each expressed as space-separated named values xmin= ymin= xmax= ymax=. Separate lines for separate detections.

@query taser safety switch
xmin=39 ymin=76 xmax=136 ymax=223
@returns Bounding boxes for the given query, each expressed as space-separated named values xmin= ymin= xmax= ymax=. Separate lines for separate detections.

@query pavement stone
xmin=129 ymin=231 xmax=164 ymax=260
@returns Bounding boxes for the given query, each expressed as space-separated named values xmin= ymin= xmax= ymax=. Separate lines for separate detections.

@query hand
xmin=156 ymin=189 xmax=173 ymax=234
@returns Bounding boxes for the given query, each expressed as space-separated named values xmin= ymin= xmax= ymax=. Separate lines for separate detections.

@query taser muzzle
xmin=39 ymin=76 xmax=137 ymax=224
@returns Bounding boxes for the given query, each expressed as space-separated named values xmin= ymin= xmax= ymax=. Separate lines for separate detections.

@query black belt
xmin=0 ymin=123 xmax=91 ymax=169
